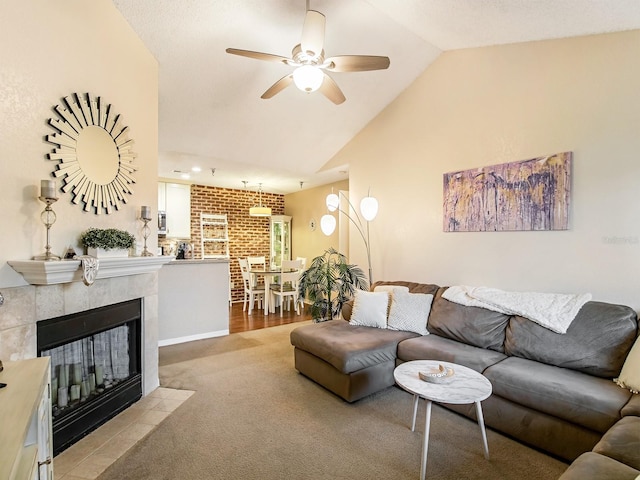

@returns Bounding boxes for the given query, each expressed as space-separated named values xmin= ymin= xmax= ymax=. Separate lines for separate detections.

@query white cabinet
xmin=158 ymin=182 xmax=191 ymax=238
xmin=0 ymin=357 xmax=53 ymax=480
xmin=270 ymin=215 xmax=291 ymax=268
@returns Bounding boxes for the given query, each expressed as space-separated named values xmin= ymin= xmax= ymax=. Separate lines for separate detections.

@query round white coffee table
xmin=394 ymin=360 xmax=492 ymax=480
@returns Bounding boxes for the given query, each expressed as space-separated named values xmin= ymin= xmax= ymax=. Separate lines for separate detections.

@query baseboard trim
xmin=158 ymin=329 xmax=229 ymax=347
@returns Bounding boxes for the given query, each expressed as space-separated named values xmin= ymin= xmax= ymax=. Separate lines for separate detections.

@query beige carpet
xmin=98 ymin=322 xmax=568 ymax=480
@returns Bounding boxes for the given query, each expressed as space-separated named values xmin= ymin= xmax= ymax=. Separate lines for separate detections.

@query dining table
xmin=249 ymin=267 xmax=299 ymax=315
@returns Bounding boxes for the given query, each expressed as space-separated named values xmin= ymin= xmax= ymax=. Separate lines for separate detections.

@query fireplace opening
xmin=38 ymin=299 xmax=142 ymax=455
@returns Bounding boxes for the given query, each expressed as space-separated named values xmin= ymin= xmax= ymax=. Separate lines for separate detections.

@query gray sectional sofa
xmin=289 ymin=281 xmax=640 ymax=478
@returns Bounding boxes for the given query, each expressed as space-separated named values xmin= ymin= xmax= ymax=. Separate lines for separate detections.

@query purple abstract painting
xmin=443 ymin=152 xmax=572 ymax=232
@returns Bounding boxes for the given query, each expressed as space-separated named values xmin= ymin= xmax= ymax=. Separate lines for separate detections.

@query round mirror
xmin=45 ymin=93 xmax=138 ymax=214
xmin=75 ymin=126 xmax=120 ymax=185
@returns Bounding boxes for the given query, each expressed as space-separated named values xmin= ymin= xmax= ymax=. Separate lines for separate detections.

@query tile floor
xmin=53 ymin=387 xmax=194 ymax=480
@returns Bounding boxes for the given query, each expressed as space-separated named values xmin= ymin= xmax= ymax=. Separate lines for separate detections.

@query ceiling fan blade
xmin=261 ymin=74 xmax=294 ymax=99
xmin=324 ymin=55 xmax=390 ymax=72
xmin=301 ymin=10 xmax=325 ymax=58
xmin=319 ymin=73 xmax=346 ymax=105
xmin=226 ymin=48 xmax=291 ymax=65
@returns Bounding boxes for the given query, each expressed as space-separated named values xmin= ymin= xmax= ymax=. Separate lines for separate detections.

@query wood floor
xmin=228 ymin=300 xmax=312 ymax=333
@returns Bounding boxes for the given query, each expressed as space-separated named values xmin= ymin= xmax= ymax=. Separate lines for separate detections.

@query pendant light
xmin=249 ymin=183 xmax=272 ymax=217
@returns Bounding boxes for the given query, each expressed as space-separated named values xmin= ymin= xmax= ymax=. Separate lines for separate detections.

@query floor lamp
xmin=320 ymin=189 xmax=378 ymax=285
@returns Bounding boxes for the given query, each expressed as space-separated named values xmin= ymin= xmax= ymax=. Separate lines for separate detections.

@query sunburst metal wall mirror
xmin=45 ymin=92 xmax=137 ymax=214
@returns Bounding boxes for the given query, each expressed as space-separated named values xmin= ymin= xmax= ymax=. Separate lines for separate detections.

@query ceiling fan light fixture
xmin=293 ymin=65 xmax=324 ymax=92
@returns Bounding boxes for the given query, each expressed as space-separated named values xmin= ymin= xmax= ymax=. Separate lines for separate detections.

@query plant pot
xmin=87 ymin=247 xmax=129 ymax=258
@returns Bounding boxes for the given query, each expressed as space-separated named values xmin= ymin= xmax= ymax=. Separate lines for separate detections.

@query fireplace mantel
xmin=8 ymin=256 xmax=174 ymax=285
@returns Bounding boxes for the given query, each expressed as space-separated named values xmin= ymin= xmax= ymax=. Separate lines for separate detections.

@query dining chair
xmin=269 ymin=270 xmax=300 ymax=317
xmin=238 ymin=258 xmax=264 ymax=315
xmin=295 ymin=256 xmax=307 ymax=271
xmin=281 ymin=259 xmax=303 ymax=271
xmin=294 ymin=257 xmax=307 ymax=311
xmin=247 ymin=255 xmax=267 ymax=288
xmin=246 ymin=256 xmax=266 ymax=287
xmin=247 ymin=256 xmax=266 ymax=270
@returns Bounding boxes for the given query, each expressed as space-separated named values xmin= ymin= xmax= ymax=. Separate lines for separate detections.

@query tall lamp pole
xmin=320 ymin=189 xmax=378 ymax=285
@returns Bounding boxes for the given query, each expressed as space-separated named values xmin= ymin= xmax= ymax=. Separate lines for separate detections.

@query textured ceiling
xmin=112 ymin=0 xmax=640 ymax=193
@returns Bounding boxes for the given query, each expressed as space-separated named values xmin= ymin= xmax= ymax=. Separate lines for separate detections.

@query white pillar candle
xmin=72 ymin=363 xmax=83 ymax=385
xmin=58 ymin=387 xmax=68 ymax=408
xmin=89 ymin=373 xmax=96 ymax=393
xmin=141 ymin=205 xmax=151 ymax=220
xmin=95 ymin=365 xmax=104 ymax=386
xmin=40 ymin=179 xmax=56 ymax=199
xmin=58 ymin=364 xmax=68 ymax=388
xmin=51 ymin=377 xmax=58 ymax=404
xmin=81 ymin=379 xmax=90 ymax=399
xmin=69 ymin=384 xmax=80 ymax=402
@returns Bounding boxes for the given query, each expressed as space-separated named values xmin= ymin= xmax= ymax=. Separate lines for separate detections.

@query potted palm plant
xmin=79 ymin=228 xmax=136 ymax=258
xmin=297 ymin=247 xmax=369 ymax=322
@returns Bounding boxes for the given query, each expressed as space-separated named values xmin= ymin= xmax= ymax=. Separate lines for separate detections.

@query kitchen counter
xmin=168 ymin=258 xmax=229 ymax=265
xmin=158 ymin=259 xmax=230 ymax=345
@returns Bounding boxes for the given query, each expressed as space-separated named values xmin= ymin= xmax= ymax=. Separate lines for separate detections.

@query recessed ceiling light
xmin=192 ymin=166 xmax=202 ymax=172
xmin=180 ymin=173 xmax=190 ymax=180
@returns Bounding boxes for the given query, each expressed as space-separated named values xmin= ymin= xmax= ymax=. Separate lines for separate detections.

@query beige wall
xmin=285 ymin=180 xmax=349 ymax=264
xmin=324 ymin=30 xmax=640 ymax=310
xmin=0 ymin=0 xmax=158 ymax=287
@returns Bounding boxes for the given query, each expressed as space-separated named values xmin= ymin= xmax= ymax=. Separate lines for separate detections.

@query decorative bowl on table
xmin=419 ymin=364 xmax=455 ymax=384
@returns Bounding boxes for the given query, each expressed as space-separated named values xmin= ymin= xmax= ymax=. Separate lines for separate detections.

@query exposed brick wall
xmin=188 ymin=184 xmax=284 ymax=303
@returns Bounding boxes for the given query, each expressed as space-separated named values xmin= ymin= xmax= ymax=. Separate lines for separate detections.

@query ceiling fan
xmin=225 ymin=4 xmax=390 ymax=105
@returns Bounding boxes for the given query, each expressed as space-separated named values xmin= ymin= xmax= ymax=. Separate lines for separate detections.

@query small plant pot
xmin=87 ymin=248 xmax=129 ymax=258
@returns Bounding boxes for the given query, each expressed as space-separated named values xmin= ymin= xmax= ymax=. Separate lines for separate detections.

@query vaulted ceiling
xmin=112 ymin=0 xmax=640 ymax=193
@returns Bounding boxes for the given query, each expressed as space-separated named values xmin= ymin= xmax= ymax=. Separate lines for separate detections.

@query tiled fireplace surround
xmin=0 ymin=272 xmax=160 ymax=396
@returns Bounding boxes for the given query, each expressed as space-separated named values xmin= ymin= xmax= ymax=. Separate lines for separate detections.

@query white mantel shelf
xmin=8 ymin=256 xmax=175 ymax=285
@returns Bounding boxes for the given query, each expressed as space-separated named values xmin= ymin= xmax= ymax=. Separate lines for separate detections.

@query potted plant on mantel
xmin=297 ymin=247 xmax=369 ymax=322
xmin=79 ymin=228 xmax=136 ymax=258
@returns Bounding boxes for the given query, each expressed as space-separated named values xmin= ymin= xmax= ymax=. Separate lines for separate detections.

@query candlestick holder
xmin=140 ymin=216 xmax=153 ymax=257
xmin=34 ymin=196 xmax=60 ymax=261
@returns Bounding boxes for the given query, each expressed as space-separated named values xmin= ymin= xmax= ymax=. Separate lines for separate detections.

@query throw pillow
xmin=373 ymin=285 xmax=410 ymax=294
xmin=387 ymin=291 xmax=434 ymax=335
xmin=616 ymin=336 xmax=640 ymax=394
xmin=373 ymin=285 xmax=410 ymax=315
xmin=349 ymin=290 xmax=389 ymax=329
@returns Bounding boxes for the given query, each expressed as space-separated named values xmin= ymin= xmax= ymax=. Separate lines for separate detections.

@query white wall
xmin=0 ymin=0 xmax=158 ymax=288
xmin=325 ymin=30 xmax=640 ymax=310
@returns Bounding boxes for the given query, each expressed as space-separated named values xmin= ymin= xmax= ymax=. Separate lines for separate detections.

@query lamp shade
xmin=293 ymin=65 xmax=324 ymax=93
xmin=326 ymin=193 xmax=340 ymax=212
xmin=249 ymin=206 xmax=272 ymax=217
xmin=360 ymin=196 xmax=378 ymax=221
xmin=320 ymin=214 xmax=336 ymax=235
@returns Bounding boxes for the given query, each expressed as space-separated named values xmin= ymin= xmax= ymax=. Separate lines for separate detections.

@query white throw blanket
xmin=441 ymin=286 xmax=592 ymax=334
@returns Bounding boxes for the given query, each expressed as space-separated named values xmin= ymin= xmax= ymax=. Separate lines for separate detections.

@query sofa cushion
xmin=558 ymin=452 xmax=640 ymax=480
xmin=349 ymin=290 xmax=389 ymax=329
xmin=621 ymin=394 xmax=640 ymax=417
xmin=290 ymin=320 xmax=418 ymax=374
xmin=427 ymin=287 xmax=511 ymax=352
xmin=340 ymin=282 xmax=440 ymax=321
xmin=505 ymin=301 xmax=638 ymax=378
xmin=592 ymin=416 xmax=640 ymax=471
xmin=387 ymin=291 xmax=433 ymax=335
xmin=484 ymin=356 xmax=632 ymax=433
xmin=397 ymin=334 xmax=507 ymax=373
